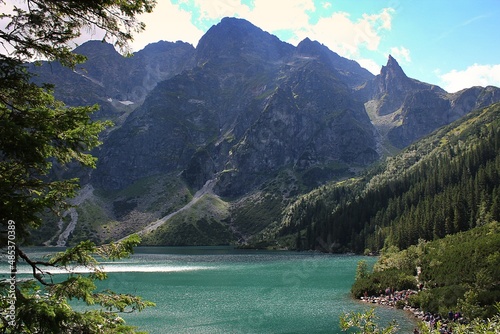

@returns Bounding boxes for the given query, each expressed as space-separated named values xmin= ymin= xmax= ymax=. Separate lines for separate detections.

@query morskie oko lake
xmin=4 ymin=247 xmax=417 ymax=333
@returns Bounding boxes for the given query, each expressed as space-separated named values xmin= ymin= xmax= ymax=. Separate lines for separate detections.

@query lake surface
xmin=3 ymin=247 xmax=417 ymax=333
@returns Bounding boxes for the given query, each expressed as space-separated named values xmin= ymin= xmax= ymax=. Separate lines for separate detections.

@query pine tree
xmin=1 ymin=1 xmax=156 ymax=332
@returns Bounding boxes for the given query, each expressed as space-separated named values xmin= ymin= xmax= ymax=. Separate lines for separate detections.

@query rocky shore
xmin=360 ymin=289 xmax=463 ymax=333
xmin=360 ymin=289 xmax=424 ymax=318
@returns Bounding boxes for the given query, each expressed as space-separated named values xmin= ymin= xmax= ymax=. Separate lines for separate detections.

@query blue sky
xmin=2 ymin=0 xmax=498 ymax=92
xmin=125 ymin=0 xmax=500 ymax=93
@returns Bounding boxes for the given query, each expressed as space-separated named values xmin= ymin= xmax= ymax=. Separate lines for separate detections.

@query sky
xmin=117 ymin=0 xmax=500 ymax=93
xmin=2 ymin=0 xmax=499 ymax=93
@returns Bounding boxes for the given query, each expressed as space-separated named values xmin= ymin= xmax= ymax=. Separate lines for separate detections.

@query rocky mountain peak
xmin=73 ymin=40 xmax=123 ymax=61
xmin=295 ymin=37 xmax=373 ymax=87
xmin=195 ymin=17 xmax=293 ymax=65
xmin=137 ymin=40 xmax=194 ymax=54
xmin=295 ymin=38 xmax=335 ymax=65
xmin=378 ymin=55 xmax=408 ymax=91
xmin=360 ymin=54 xmax=444 ymax=124
xmin=296 ymin=37 xmax=322 ymax=54
xmin=385 ymin=54 xmax=404 ymax=73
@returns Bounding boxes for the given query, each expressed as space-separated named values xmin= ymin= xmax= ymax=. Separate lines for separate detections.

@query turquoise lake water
xmin=3 ymin=247 xmax=417 ymax=333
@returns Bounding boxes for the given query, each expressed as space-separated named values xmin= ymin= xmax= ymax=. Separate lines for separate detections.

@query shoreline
xmin=359 ymin=290 xmax=464 ymax=333
xmin=359 ymin=289 xmax=425 ymax=320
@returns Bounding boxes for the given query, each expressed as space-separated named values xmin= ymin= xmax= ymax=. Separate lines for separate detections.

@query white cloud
xmin=357 ymin=58 xmax=382 ymax=75
xmin=194 ymin=0 xmax=251 ymax=20
xmin=321 ymin=2 xmax=332 ymax=10
xmin=245 ymin=0 xmax=315 ymax=32
xmin=362 ymin=8 xmax=393 ymax=31
xmin=294 ymin=12 xmax=366 ymax=56
xmin=439 ymin=64 xmax=500 ymax=93
xmin=148 ymin=1 xmax=394 ymax=64
xmin=390 ymin=46 xmax=411 ymax=63
xmin=2 ymin=0 xmax=204 ymax=54
xmin=105 ymin=0 xmax=396 ymax=62
xmin=132 ymin=1 xmax=205 ymax=50
xmin=290 ymin=7 xmax=395 ymax=60
xmin=3 ymin=0 xmax=396 ymax=68
xmin=280 ymin=7 xmax=394 ymax=73
xmin=138 ymin=0 xmax=316 ymax=50
xmin=154 ymin=0 xmax=316 ymax=49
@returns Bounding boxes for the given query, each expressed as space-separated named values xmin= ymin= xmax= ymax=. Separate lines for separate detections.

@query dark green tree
xmin=1 ymin=0 xmax=156 ymax=332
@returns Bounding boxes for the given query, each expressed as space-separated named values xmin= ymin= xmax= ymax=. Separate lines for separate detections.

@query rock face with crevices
xmin=360 ymin=55 xmax=500 ymax=149
xmin=92 ymin=17 xmax=378 ymax=196
xmin=31 ymin=40 xmax=195 ymax=123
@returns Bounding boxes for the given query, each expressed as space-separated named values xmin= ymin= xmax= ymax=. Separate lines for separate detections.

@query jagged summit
xmin=296 ymin=37 xmax=373 ymax=87
xmin=195 ymin=17 xmax=294 ymax=64
xmin=137 ymin=40 xmax=194 ymax=54
xmin=296 ymin=37 xmax=316 ymax=53
xmin=73 ymin=40 xmax=119 ymax=56
xmin=378 ymin=55 xmax=409 ymax=92
xmin=381 ymin=54 xmax=407 ymax=78
xmin=384 ymin=54 xmax=405 ymax=74
xmin=362 ymin=53 xmax=500 ymax=149
xmin=296 ymin=37 xmax=333 ymax=60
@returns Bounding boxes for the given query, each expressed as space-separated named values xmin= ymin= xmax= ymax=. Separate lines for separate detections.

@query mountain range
xmin=30 ymin=17 xmax=500 ymax=247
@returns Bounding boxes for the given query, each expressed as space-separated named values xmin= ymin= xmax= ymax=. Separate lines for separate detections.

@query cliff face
xmin=216 ymin=59 xmax=376 ymax=196
xmin=371 ymin=55 xmax=443 ymax=116
xmin=362 ymin=55 xmax=500 ymax=149
xmin=91 ymin=18 xmax=378 ymax=195
xmin=31 ymin=40 xmax=195 ymax=123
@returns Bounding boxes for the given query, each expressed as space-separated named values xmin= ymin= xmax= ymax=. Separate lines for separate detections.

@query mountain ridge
xmin=28 ymin=17 xmax=500 ymax=247
xmin=267 ymin=101 xmax=500 ymax=252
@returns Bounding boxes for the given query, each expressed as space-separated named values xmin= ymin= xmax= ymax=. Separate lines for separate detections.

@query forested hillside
xmin=351 ymin=220 xmax=500 ymax=321
xmin=271 ymin=102 xmax=500 ymax=253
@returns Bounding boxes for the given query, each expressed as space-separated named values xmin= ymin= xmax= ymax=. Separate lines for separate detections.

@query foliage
xmin=0 ymin=63 xmax=110 ymax=240
xmin=353 ymin=222 xmax=500 ymax=321
xmin=339 ymin=308 xmax=398 ymax=333
xmin=0 ymin=0 xmax=155 ymax=65
xmin=412 ymin=221 xmax=500 ymax=318
xmin=416 ymin=304 xmax=500 ymax=333
xmin=341 ymin=306 xmax=500 ymax=334
xmin=355 ymin=260 xmax=369 ymax=280
xmin=231 ymin=185 xmax=288 ymax=242
xmin=277 ymin=178 xmax=362 ymax=252
xmin=1 ymin=0 xmax=156 ymax=332
xmin=373 ymin=243 xmax=423 ymax=274
xmin=0 ymin=236 xmax=155 ymax=333
xmin=351 ymin=268 xmax=417 ymax=299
